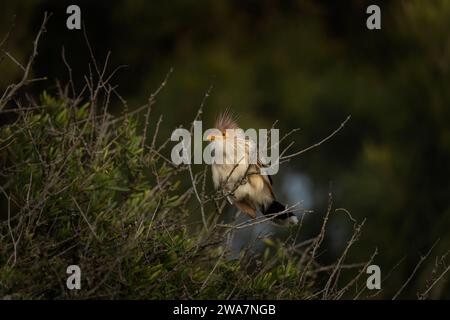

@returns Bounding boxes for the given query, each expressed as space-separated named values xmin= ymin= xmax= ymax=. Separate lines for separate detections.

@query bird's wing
xmin=248 ymin=163 xmax=275 ymax=199
xmin=243 ymin=136 xmax=274 ymax=185
xmin=235 ymin=199 xmax=257 ymax=218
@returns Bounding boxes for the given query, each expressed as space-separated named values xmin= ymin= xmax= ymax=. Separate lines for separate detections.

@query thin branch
xmin=392 ymin=240 xmax=439 ymax=300
xmin=0 ymin=12 xmax=51 ymax=111
xmin=280 ymin=115 xmax=351 ymax=161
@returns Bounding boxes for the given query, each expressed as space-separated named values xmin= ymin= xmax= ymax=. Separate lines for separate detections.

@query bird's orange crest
xmin=215 ymin=110 xmax=239 ymax=132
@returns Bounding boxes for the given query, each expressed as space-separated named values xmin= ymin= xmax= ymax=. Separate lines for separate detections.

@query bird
xmin=206 ymin=111 xmax=298 ymax=225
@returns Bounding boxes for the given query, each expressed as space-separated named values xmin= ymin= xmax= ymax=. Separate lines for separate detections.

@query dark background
xmin=1 ymin=0 xmax=449 ymax=298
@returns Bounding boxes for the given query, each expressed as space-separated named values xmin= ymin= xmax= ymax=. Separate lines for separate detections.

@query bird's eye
xmin=222 ymin=132 xmax=226 ymax=137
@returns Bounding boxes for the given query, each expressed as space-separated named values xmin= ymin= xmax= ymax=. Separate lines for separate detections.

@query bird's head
xmin=206 ymin=110 xmax=240 ymax=142
xmin=206 ymin=111 xmax=249 ymax=165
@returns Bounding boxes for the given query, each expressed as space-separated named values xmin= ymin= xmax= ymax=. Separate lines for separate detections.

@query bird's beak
xmin=207 ymin=134 xmax=216 ymax=141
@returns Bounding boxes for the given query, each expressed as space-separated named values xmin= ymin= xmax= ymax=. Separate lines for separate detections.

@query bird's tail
xmin=262 ymin=200 xmax=298 ymax=226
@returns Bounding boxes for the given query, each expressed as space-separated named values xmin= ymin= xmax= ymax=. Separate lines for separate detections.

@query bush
xmin=0 ymin=89 xmax=332 ymax=299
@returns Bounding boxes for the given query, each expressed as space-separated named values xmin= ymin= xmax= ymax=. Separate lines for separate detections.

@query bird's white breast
xmin=210 ymin=133 xmax=267 ymax=203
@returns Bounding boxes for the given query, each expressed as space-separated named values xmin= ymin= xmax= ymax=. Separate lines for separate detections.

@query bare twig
xmin=392 ymin=240 xmax=439 ymax=300
xmin=0 ymin=12 xmax=51 ymax=111
xmin=280 ymin=116 xmax=351 ymax=161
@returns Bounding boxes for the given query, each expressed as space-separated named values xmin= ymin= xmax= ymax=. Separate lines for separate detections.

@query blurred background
xmin=1 ymin=0 xmax=449 ymax=298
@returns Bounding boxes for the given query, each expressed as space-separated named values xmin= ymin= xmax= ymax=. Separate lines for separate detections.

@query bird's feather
xmin=215 ymin=109 xmax=238 ymax=132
